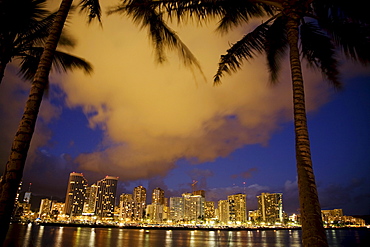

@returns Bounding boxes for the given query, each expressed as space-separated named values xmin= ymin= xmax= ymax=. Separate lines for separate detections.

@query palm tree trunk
xmin=0 ymin=0 xmax=73 ymax=244
xmin=0 ymin=61 xmax=6 ymax=85
xmin=284 ymin=4 xmax=328 ymax=247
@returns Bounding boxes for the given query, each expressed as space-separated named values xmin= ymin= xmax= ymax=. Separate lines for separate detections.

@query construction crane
xmin=191 ymin=180 xmax=198 ymax=192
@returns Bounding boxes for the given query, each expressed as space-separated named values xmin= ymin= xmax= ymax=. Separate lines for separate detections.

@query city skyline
xmin=16 ymin=172 xmax=367 ymax=218
xmin=15 ymin=173 xmax=366 ymax=228
xmin=1 ymin=1 xmax=369 ymax=218
xmin=17 ymin=172 xmax=278 ymax=224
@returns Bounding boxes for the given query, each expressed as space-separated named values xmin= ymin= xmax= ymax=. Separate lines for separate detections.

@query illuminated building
xmin=341 ymin=216 xmax=365 ymax=226
xmin=23 ymin=192 xmax=32 ymax=204
xmin=152 ymin=187 xmax=165 ymax=205
xmin=192 ymin=190 xmax=205 ymax=198
xmin=38 ymin=198 xmax=53 ymax=219
xmin=169 ymin=197 xmax=184 ymax=222
xmin=248 ymin=210 xmax=260 ymax=222
xmin=321 ymin=209 xmax=343 ymax=218
xmin=257 ymin=192 xmax=283 ymax=224
xmin=182 ymin=192 xmax=205 ymax=222
xmin=134 ymin=186 xmax=146 ymax=203
xmin=146 ymin=203 xmax=164 ymax=223
xmin=218 ymin=200 xmax=229 ymax=224
xmin=50 ymin=202 xmax=65 ymax=220
xmin=83 ymin=184 xmax=98 ymax=214
xmin=321 ymin=209 xmax=343 ymax=224
xmin=228 ymin=193 xmax=247 ymax=224
xmin=95 ymin=176 xmax=118 ymax=217
xmin=162 ymin=204 xmax=169 ymax=221
xmin=119 ymin=193 xmax=135 ymax=222
xmin=321 ymin=209 xmax=365 ymax=226
xmin=133 ymin=186 xmax=147 ymax=221
xmin=204 ymin=201 xmax=215 ymax=219
xmin=64 ymin=172 xmax=87 ymax=216
xmin=12 ymin=181 xmax=23 ymax=218
xmin=146 ymin=187 xmax=165 ymax=223
xmin=121 ymin=193 xmax=133 ymax=202
xmin=23 ymin=182 xmax=33 ymax=204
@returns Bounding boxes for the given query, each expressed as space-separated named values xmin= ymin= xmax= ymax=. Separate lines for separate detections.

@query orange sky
xmin=53 ymin=3 xmax=330 ymax=180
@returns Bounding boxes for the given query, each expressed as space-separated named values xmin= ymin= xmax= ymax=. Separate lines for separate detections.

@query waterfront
xmin=4 ymin=224 xmax=370 ymax=247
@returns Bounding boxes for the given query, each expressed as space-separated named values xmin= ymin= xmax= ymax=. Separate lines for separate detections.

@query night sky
xmin=1 ymin=2 xmax=369 ymax=216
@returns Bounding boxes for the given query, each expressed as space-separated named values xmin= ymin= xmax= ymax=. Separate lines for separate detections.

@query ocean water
xmin=4 ymin=224 xmax=370 ymax=247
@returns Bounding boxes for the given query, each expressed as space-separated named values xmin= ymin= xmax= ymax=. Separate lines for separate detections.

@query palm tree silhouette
xmin=123 ymin=0 xmax=369 ymax=245
xmin=0 ymin=0 xmax=92 ymax=85
xmin=0 ymin=0 xmax=101 ymax=243
xmin=0 ymin=0 xmax=201 ymax=244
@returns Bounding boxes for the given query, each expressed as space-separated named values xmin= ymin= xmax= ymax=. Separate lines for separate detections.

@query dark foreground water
xmin=4 ymin=224 xmax=370 ymax=247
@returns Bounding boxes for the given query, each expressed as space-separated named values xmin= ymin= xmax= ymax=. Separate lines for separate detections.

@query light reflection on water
xmin=55 ymin=227 xmax=63 ymax=247
xmin=22 ymin=224 xmax=32 ymax=247
xmin=5 ymin=224 xmax=370 ymax=247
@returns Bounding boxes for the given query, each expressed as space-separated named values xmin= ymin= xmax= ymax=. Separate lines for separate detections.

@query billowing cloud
xmin=0 ymin=65 xmax=61 ymax=173
xmin=54 ymin=9 xmax=330 ymax=182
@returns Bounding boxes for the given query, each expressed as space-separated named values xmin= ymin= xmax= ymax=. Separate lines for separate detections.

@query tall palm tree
xmin=0 ymin=0 xmax=200 ymax=244
xmin=211 ymin=2 xmax=369 ymax=245
xmin=117 ymin=0 xmax=369 ymax=246
xmin=0 ymin=0 xmax=92 ymax=85
xmin=0 ymin=0 xmax=101 ymax=243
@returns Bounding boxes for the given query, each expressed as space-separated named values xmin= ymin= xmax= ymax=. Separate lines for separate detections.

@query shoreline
xmin=25 ymin=222 xmax=369 ymax=231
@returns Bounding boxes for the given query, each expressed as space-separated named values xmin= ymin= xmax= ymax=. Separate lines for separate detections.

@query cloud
xmin=55 ymin=10 xmax=330 ymax=182
xmin=318 ymin=178 xmax=370 ymax=215
xmin=231 ymin=167 xmax=258 ymax=179
xmin=0 ymin=65 xmax=61 ymax=174
xmin=279 ymin=177 xmax=370 ymax=215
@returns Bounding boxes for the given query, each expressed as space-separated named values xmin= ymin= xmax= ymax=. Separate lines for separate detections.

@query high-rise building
xmin=218 ymin=200 xmax=229 ymax=224
xmin=119 ymin=193 xmax=135 ymax=222
xmin=146 ymin=203 xmax=164 ymax=223
xmin=95 ymin=176 xmax=118 ymax=217
xmin=133 ymin=186 xmax=146 ymax=221
xmin=50 ymin=202 xmax=65 ymax=220
xmin=83 ymin=184 xmax=98 ymax=214
xmin=257 ymin=192 xmax=283 ymax=224
xmin=134 ymin=186 xmax=146 ymax=204
xmin=182 ymin=192 xmax=205 ymax=222
xmin=169 ymin=197 xmax=184 ymax=222
xmin=64 ymin=172 xmax=88 ymax=216
xmin=23 ymin=192 xmax=32 ymax=204
xmin=152 ymin=187 xmax=165 ymax=205
xmin=228 ymin=193 xmax=247 ymax=224
xmin=38 ymin=198 xmax=53 ymax=219
xmin=23 ymin=183 xmax=32 ymax=204
xmin=204 ymin=201 xmax=215 ymax=219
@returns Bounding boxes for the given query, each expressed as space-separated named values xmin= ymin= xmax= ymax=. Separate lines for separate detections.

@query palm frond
xmin=300 ymin=22 xmax=341 ymax=89
xmin=214 ymin=20 xmax=270 ymax=85
xmin=313 ymin=0 xmax=370 ymax=25
xmin=325 ymin=21 xmax=370 ymax=65
xmin=158 ymin=0 xmax=276 ymax=32
xmin=79 ymin=0 xmax=102 ymax=23
xmin=109 ymin=0 xmax=202 ymax=69
xmin=168 ymin=0 xmax=225 ymax=22
xmin=58 ymin=31 xmax=77 ymax=49
xmin=14 ymin=12 xmax=57 ymax=50
xmin=0 ymin=0 xmax=49 ymax=34
xmin=215 ymin=0 xmax=275 ymax=34
xmin=264 ymin=15 xmax=287 ymax=84
xmin=18 ymin=47 xmax=93 ymax=81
